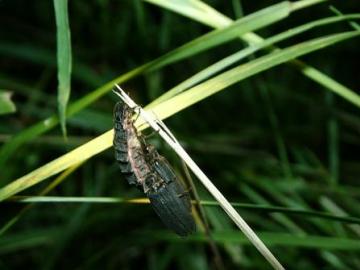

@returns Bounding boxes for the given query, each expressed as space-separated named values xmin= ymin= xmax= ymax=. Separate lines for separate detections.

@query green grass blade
xmin=0 ymin=90 xmax=16 ymax=115
xmin=8 ymin=196 xmax=360 ymax=225
xmin=0 ymin=31 xmax=358 ymax=201
xmin=145 ymin=1 xmax=291 ymax=68
xmin=0 ymin=3 xmax=295 ymax=170
xmin=145 ymin=0 xmax=360 ymax=109
xmin=0 ymin=162 xmax=83 ymax=236
xmin=154 ymin=31 xmax=360 ymax=121
xmin=150 ymin=14 xmax=360 ymax=107
xmin=144 ymin=0 xmax=325 ymax=29
xmin=53 ymin=0 xmax=72 ymax=137
xmin=144 ymin=0 xmax=232 ymax=29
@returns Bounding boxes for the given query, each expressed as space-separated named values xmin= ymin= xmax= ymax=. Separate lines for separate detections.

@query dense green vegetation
xmin=0 ymin=0 xmax=359 ymax=269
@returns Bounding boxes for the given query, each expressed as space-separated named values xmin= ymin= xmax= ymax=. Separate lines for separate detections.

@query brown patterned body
xmin=113 ymin=102 xmax=153 ymax=187
xmin=113 ymin=100 xmax=196 ymax=236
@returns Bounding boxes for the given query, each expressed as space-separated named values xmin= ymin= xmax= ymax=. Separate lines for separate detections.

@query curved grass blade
xmin=152 ymin=31 xmax=360 ymax=121
xmin=0 ymin=2 xmax=296 ymax=170
xmin=0 ymin=30 xmax=358 ymax=200
xmin=149 ymin=14 xmax=360 ymax=107
xmin=115 ymin=87 xmax=285 ymax=270
xmin=144 ymin=1 xmax=291 ymax=69
xmin=145 ymin=0 xmax=360 ymax=109
xmin=53 ymin=0 xmax=72 ymax=137
xmin=0 ymin=90 xmax=16 ymax=115
xmin=0 ymin=130 xmax=112 ymax=201
xmin=0 ymin=162 xmax=83 ymax=236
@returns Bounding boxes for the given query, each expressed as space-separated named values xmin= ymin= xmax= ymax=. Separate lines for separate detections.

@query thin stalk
xmin=113 ymin=85 xmax=285 ymax=270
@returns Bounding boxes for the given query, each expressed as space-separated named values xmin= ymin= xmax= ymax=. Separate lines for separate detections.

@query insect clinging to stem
xmin=112 ymin=96 xmax=196 ymax=236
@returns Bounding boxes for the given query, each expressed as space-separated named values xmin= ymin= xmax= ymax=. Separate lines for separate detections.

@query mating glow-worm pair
xmin=113 ymin=95 xmax=196 ymax=236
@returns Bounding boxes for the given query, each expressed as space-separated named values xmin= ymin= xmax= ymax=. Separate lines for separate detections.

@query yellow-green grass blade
xmin=149 ymin=14 xmax=360 ymax=107
xmin=0 ymin=90 xmax=16 ymax=115
xmin=152 ymin=31 xmax=360 ymax=121
xmin=144 ymin=1 xmax=291 ymax=69
xmin=0 ymin=30 xmax=358 ymax=201
xmin=53 ymin=0 xmax=72 ymax=137
xmin=8 ymin=196 xmax=360 ymax=225
xmin=144 ymin=0 xmax=326 ymax=29
xmin=0 ymin=130 xmax=112 ymax=201
xmin=0 ymin=2 xmax=296 ymax=170
xmin=145 ymin=0 xmax=360 ymax=109
xmin=0 ymin=162 xmax=82 ymax=236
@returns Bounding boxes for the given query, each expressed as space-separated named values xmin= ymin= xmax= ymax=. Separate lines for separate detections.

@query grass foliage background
xmin=0 ymin=0 xmax=359 ymax=269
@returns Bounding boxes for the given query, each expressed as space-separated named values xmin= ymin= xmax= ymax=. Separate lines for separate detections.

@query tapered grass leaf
xmin=150 ymin=14 xmax=360 ymax=107
xmin=8 ymin=196 xmax=360 ymax=225
xmin=0 ymin=31 xmax=358 ymax=200
xmin=146 ymin=0 xmax=360 ymax=109
xmin=0 ymin=1 xmax=297 ymax=169
xmin=145 ymin=1 xmax=291 ymax=68
xmin=0 ymin=162 xmax=83 ymax=236
xmin=53 ymin=0 xmax=72 ymax=137
xmin=153 ymin=31 xmax=360 ymax=121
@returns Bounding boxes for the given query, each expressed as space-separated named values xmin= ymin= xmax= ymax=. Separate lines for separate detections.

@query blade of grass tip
xmin=53 ymin=0 xmax=72 ymax=137
xmin=0 ymin=161 xmax=83 ymax=237
xmin=0 ymin=90 xmax=16 ymax=115
xmin=1 ymin=30 xmax=358 ymax=202
xmin=146 ymin=0 xmax=360 ymax=110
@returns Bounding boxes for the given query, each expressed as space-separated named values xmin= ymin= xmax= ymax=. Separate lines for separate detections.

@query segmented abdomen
xmin=113 ymin=102 xmax=152 ymax=187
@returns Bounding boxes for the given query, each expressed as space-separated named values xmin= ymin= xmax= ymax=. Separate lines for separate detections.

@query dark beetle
xmin=113 ymin=101 xmax=195 ymax=236
xmin=144 ymin=145 xmax=196 ymax=236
